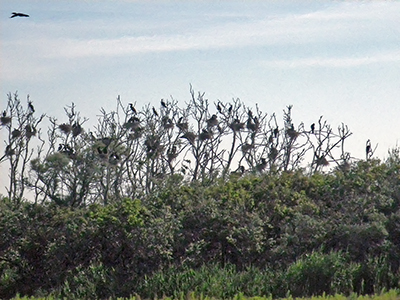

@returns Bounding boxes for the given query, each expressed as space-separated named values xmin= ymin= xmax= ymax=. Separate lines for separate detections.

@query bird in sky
xmin=10 ymin=12 xmax=29 ymax=18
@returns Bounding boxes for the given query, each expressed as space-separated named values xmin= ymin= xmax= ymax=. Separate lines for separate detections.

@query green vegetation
xmin=2 ymin=157 xmax=400 ymax=299
xmin=8 ymin=290 xmax=400 ymax=300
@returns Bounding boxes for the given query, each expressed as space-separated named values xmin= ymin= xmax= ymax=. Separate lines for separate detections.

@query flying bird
xmin=10 ymin=12 xmax=29 ymax=18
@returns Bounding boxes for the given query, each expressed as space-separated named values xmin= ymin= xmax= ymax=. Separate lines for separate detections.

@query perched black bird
xmin=28 ymin=101 xmax=35 ymax=113
xmin=152 ymin=107 xmax=159 ymax=117
xmin=246 ymin=117 xmax=257 ymax=131
xmin=10 ymin=12 xmax=29 ymax=18
xmin=366 ymin=139 xmax=372 ymax=160
xmin=129 ymin=103 xmax=137 ymax=114
xmin=231 ymin=165 xmax=245 ymax=178
xmin=273 ymin=127 xmax=279 ymax=138
xmin=217 ymin=102 xmax=222 ymax=114
xmin=161 ymin=99 xmax=167 ymax=108
xmin=311 ymin=123 xmax=315 ymax=134
xmin=25 ymin=124 xmax=36 ymax=139
xmin=228 ymin=104 xmax=233 ymax=114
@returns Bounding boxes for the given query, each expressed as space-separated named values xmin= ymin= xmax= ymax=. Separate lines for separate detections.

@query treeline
xmin=1 ymin=89 xmax=353 ymax=206
xmin=1 ymin=156 xmax=400 ymax=299
xmin=1 ymin=90 xmax=395 ymax=299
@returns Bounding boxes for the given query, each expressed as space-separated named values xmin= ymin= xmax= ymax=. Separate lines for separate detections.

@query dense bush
xmin=2 ymin=156 xmax=400 ymax=299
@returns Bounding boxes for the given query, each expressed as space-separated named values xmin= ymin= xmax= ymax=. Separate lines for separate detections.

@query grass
xmin=10 ymin=289 xmax=400 ymax=300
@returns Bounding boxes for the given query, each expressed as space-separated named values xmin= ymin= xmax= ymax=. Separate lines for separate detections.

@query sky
xmin=1 ymin=0 xmax=400 ymax=165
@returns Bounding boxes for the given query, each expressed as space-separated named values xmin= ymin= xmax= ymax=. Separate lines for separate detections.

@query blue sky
xmin=1 ymin=0 xmax=400 ymax=161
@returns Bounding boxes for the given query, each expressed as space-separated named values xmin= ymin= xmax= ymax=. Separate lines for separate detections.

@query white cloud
xmin=2 ymin=1 xmax=400 ymax=81
xmin=72 ymin=3 xmax=399 ymax=57
xmin=260 ymin=51 xmax=400 ymax=68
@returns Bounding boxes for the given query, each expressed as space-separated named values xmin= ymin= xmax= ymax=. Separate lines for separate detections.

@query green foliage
xmin=3 ymin=154 xmax=400 ymax=299
xmin=284 ymin=251 xmax=355 ymax=297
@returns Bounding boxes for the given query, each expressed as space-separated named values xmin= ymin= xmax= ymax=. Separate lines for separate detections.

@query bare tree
xmin=1 ymin=89 xmax=355 ymax=206
xmin=1 ymin=92 xmax=44 ymax=204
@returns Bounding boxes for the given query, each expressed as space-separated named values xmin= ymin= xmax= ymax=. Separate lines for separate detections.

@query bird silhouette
xmin=25 ymin=125 xmax=36 ymax=139
xmin=152 ymin=107 xmax=159 ymax=117
xmin=366 ymin=139 xmax=372 ymax=160
xmin=217 ymin=102 xmax=222 ymax=113
xmin=273 ymin=127 xmax=279 ymax=138
xmin=311 ymin=123 xmax=315 ymax=134
xmin=231 ymin=165 xmax=245 ymax=176
xmin=161 ymin=99 xmax=167 ymax=108
xmin=28 ymin=101 xmax=35 ymax=113
xmin=246 ymin=117 xmax=257 ymax=131
xmin=10 ymin=12 xmax=29 ymax=18
xmin=129 ymin=103 xmax=137 ymax=114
